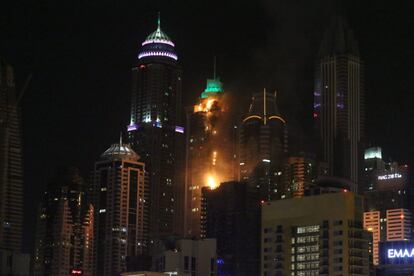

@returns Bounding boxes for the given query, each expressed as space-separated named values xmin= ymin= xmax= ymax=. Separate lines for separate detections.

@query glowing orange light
xmin=206 ymin=174 xmax=218 ymax=190
xmin=206 ymin=99 xmax=215 ymax=110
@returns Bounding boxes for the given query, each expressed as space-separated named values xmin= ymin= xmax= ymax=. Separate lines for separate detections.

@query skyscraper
xmin=240 ymin=89 xmax=287 ymax=201
xmin=361 ymin=148 xmax=414 ymax=265
xmin=34 ymin=167 xmax=94 ymax=276
xmin=92 ymin=140 xmax=148 ymax=276
xmin=314 ymin=17 xmax=365 ymax=191
xmin=0 ymin=59 xmax=24 ymax=253
xmin=201 ymin=181 xmax=260 ymax=276
xmin=127 ymin=15 xmax=185 ymax=239
xmin=185 ymin=77 xmax=238 ymax=237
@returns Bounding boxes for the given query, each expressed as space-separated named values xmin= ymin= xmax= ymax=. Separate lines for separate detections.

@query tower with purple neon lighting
xmin=314 ymin=16 xmax=365 ymax=192
xmin=128 ymin=14 xmax=185 ymax=240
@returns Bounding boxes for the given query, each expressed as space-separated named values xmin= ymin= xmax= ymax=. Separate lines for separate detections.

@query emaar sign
xmin=388 ymin=248 xmax=414 ymax=258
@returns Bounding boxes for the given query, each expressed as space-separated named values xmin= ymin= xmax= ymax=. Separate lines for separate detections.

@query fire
xmin=206 ymin=174 xmax=218 ymax=190
xmin=206 ymin=99 xmax=215 ymax=110
xmin=193 ymin=97 xmax=218 ymax=113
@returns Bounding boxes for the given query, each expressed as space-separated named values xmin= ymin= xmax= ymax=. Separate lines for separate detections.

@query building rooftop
xmin=200 ymin=78 xmax=224 ymax=99
xmin=244 ymin=89 xmax=285 ymax=124
xmin=138 ymin=14 xmax=177 ymax=61
xmin=100 ymin=136 xmax=139 ymax=161
xmin=319 ymin=16 xmax=359 ymax=57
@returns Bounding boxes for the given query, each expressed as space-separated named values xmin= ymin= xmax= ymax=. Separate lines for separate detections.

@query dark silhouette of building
xmin=314 ymin=17 xmax=365 ymax=192
xmin=0 ymin=59 xmax=24 ymax=253
xmin=92 ymin=139 xmax=148 ymax=276
xmin=185 ymin=76 xmax=238 ymax=238
xmin=127 ymin=15 xmax=185 ymax=239
xmin=34 ymin=167 xmax=94 ymax=276
xmin=240 ymin=89 xmax=287 ymax=201
xmin=201 ymin=181 xmax=260 ymax=276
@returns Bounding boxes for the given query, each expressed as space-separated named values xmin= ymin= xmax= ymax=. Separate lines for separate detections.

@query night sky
xmin=1 ymin=0 xmax=413 ymax=253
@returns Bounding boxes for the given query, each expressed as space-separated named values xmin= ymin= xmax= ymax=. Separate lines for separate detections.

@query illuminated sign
xmin=388 ymin=248 xmax=414 ymax=258
xmin=377 ymin=173 xmax=402 ymax=180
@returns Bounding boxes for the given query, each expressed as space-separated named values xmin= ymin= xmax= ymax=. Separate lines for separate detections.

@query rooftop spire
xmin=213 ymin=56 xmax=217 ymax=79
xmin=119 ymin=132 xmax=123 ymax=145
xmin=157 ymin=12 xmax=161 ymax=29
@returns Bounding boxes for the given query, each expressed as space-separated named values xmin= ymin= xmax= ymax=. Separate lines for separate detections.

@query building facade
xmin=202 ymin=181 xmax=260 ymax=276
xmin=152 ymin=238 xmax=217 ymax=276
xmin=314 ymin=17 xmax=365 ymax=191
xmin=92 ymin=140 xmax=148 ymax=276
xmin=362 ymin=148 xmax=413 ymax=265
xmin=127 ymin=16 xmax=185 ymax=239
xmin=262 ymin=191 xmax=370 ymax=276
xmin=282 ymin=153 xmax=328 ymax=198
xmin=34 ymin=167 xmax=94 ymax=276
xmin=185 ymin=77 xmax=238 ymax=237
xmin=240 ymin=89 xmax=287 ymax=201
xmin=0 ymin=59 xmax=24 ymax=253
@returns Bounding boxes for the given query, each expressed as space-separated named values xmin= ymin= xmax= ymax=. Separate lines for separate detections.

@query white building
xmin=152 ymin=239 xmax=217 ymax=276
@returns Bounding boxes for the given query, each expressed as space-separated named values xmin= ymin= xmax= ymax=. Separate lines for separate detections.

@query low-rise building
xmin=152 ymin=238 xmax=216 ymax=276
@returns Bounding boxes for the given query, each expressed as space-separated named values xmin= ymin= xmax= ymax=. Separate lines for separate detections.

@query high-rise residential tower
xmin=185 ymin=77 xmax=238 ymax=237
xmin=240 ymin=89 xmax=287 ymax=201
xmin=361 ymin=147 xmax=414 ymax=265
xmin=34 ymin=167 xmax=94 ymax=276
xmin=92 ymin=139 xmax=148 ymax=276
xmin=314 ymin=17 xmax=365 ymax=191
xmin=0 ymin=59 xmax=24 ymax=253
xmin=127 ymin=15 xmax=185 ymax=239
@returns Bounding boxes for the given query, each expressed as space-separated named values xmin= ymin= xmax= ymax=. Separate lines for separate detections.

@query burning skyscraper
xmin=185 ymin=76 xmax=238 ymax=237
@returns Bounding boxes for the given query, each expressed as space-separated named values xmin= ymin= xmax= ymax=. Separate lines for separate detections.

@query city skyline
xmin=1 ymin=0 xmax=414 ymax=264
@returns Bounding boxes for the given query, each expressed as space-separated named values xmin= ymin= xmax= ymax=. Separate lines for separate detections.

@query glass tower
xmin=128 ymin=15 xmax=185 ymax=239
xmin=0 ymin=60 xmax=24 ymax=252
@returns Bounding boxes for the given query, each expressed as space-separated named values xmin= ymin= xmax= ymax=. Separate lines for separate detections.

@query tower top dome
xmin=101 ymin=135 xmax=139 ymax=161
xmin=138 ymin=13 xmax=177 ymax=61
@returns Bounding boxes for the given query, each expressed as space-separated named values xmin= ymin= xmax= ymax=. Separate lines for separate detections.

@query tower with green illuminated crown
xmin=127 ymin=14 xmax=185 ymax=239
xmin=185 ymin=68 xmax=238 ymax=238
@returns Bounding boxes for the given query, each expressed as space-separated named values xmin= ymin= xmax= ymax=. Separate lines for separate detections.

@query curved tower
xmin=128 ymin=15 xmax=184 ymax=239
xmin=240 ymin=89 xmax=287 ymax=201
